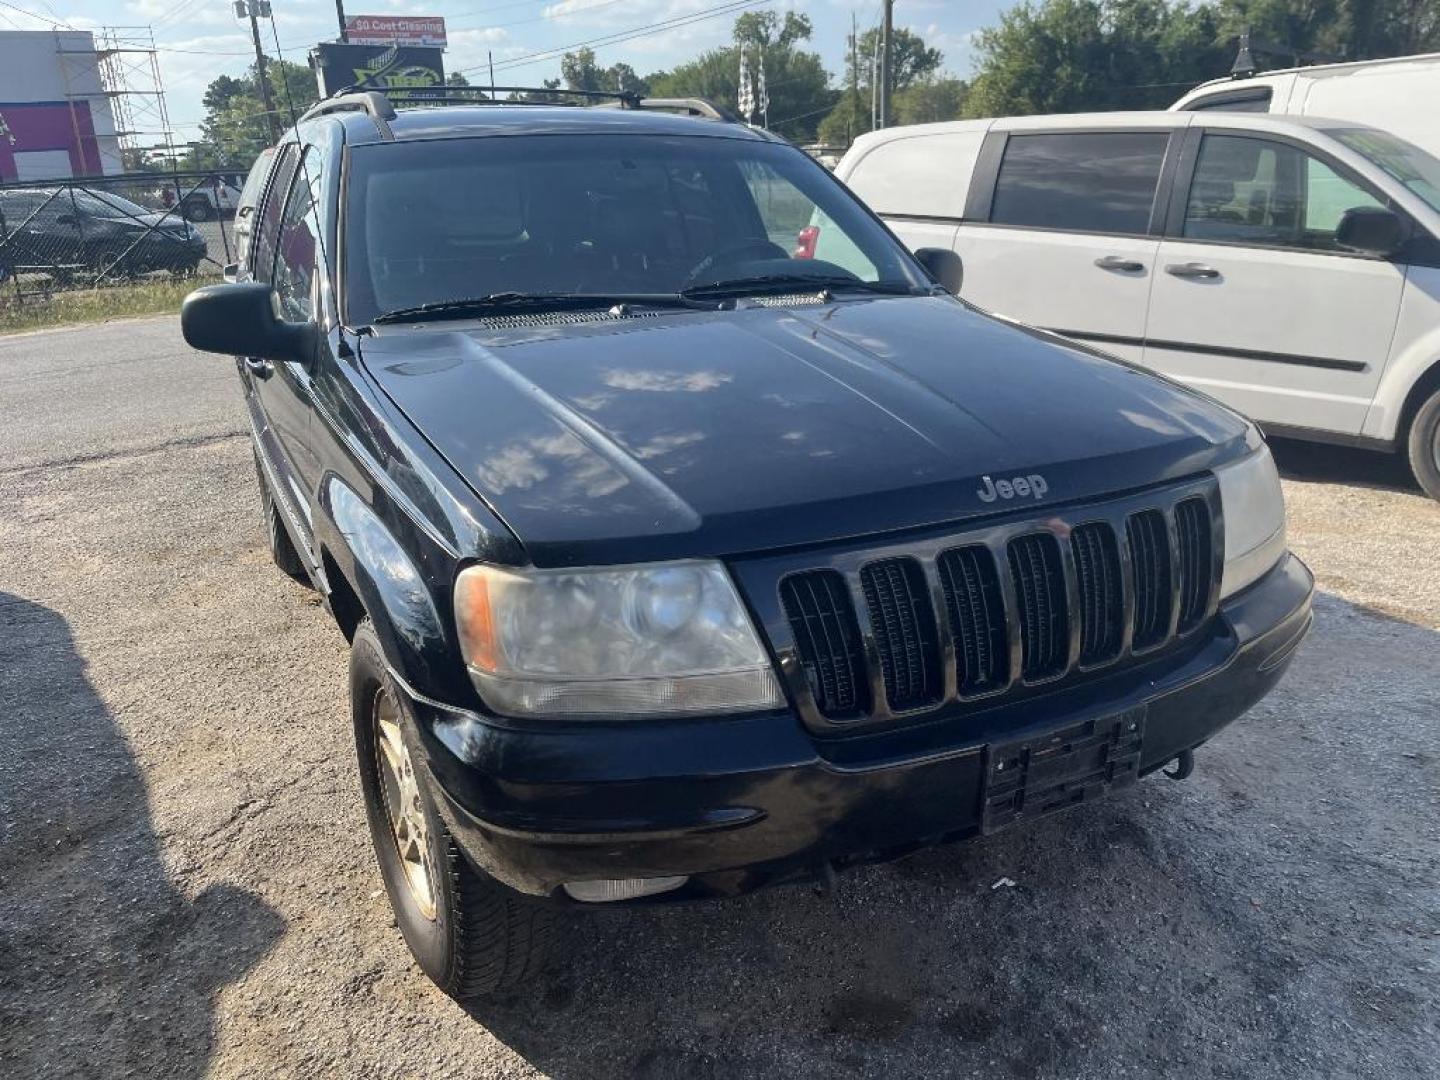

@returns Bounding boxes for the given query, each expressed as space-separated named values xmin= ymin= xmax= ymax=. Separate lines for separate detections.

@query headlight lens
xmin=1216 ymin=444 xmax=1287 ymax=599
xmin=453 ymin=560 xmax=784 ymax=718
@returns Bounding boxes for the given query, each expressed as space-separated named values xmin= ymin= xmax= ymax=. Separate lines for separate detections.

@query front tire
xmin=1407 ymin=387 xmax=1440 ymax=501
xmin=350 ymin=621 xmax=553 ymax=999
xmin=183 ymin=198 xmax=213 ymax=222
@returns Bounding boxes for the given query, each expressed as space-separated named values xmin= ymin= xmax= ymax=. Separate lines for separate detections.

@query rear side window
xmin=990 ymin=132 xmax=1169 ymax=235
xmin=1182 ymin=134 xmax=1384 ymax=251
xmin=250 ymin=144 xmax=300 ymax=282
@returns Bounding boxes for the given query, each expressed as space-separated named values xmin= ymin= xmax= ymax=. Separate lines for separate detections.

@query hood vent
xmin=469 ymin=308 xmax=670 ymax=331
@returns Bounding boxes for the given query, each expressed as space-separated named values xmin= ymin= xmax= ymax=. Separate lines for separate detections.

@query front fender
xmin=1364 ymin=266 xmax=1440 ymax=441
xmin=319 ymin=476 xmax=458 ymax=700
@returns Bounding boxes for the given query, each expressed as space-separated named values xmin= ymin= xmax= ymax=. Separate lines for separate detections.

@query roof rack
xmin=388 ymin=86 xmax=642 ymax=107
xmin=297 ymin=85 xmax=737 ymax=141
xmin=299 ymin=90 xmax=396 ymax=139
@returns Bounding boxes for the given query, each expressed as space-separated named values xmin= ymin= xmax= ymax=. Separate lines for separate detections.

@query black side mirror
xmin=914 ymin=247 xmax=963 ymax=294
xmin=1335 ymin=206 xmax=1405 ymax=257
xmin=181 ymin=282 xmax=314 ymax=363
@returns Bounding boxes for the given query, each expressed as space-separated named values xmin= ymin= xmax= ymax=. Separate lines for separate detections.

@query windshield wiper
xmin=372 ymin=291 xmax=713 ymax=324
xmin=681 ymin=275 xmax=925 ymax=300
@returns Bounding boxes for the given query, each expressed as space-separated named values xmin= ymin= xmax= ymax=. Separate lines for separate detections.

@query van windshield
xmin=1332 ymin=128 xmax=1440 ymax=215
xmin=342 ymin=133 xmax=926 ymax=325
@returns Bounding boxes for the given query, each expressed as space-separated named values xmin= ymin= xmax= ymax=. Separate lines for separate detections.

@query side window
xmin=251 ymin=144 xmax=299 ymax=283
xmin=271 ymin=147 xmax=325 ymax=323
xmin=1182 ymin=135 xmax=1384 ymax=251
xmin=234 ymin=148 xmax=276 ymax=266
xmin=990 ymin=131 xmax=1169 ymax=235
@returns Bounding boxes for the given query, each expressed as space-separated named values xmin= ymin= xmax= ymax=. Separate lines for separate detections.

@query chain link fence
xmin=0 ymin=171 xmax=251 ymax=306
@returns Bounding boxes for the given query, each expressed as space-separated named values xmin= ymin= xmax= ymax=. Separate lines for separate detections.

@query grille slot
xmin=1070 ymin=522 xmax=1124 ymax=665
xmin=1007 ymin=533 xmax=1070 ymax=681
xmin=937 ymin=545 xmax=1009 ymax=695
xmin=1174 ymin=497 xmax=1213 ymax=632
xmin=780 ymin=571 xmax=868 ymax=717
xmin=860 ymin=558 xmax=942 ymax=710
xmin=1127 ymin=509 xmax=1174 ymax=650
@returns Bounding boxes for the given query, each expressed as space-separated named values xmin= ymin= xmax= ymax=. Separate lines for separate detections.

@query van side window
xmin=989 ymin=132 xmax=1169 ymax=235
xmin=1182 ymin=135 xmax=1384 ymax=251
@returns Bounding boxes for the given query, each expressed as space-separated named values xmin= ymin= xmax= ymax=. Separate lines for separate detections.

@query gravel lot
xmin=1 ymin=316 xmax=1437 ymax=1079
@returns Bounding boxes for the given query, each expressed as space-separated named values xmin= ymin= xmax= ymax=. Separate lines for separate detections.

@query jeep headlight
xmin=453 ymin=561 xmax=784 ymax=718
xmin=1215 ymin=443 xmax=1287 ymax=599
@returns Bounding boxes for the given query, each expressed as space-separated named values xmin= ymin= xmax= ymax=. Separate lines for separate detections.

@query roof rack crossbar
xmin=386 ymin=86 xmax=641 ymax=106
xmin=299 ymin=90 xmax=396 ymax=139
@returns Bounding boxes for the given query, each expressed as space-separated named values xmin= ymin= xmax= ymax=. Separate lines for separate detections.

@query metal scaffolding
xmin=54 ymin=26 xmax=174 ymax=173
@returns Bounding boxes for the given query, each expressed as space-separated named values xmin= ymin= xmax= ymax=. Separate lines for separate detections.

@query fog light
xmin=562 ymin=876 xmax=688 ymax=903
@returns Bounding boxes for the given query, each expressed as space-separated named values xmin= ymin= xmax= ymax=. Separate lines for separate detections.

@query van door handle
xmin=1094 ymin=255 xmax=1145 ymax=273
xmin=1165 ymin=262 xmax=1220 ymax=280
xmin=244 ymin=357 xmax=273 ymax=379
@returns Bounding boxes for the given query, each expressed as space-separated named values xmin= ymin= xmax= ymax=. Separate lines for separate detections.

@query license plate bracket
xmin=981 ymin=706 xmax=1146 ymax=835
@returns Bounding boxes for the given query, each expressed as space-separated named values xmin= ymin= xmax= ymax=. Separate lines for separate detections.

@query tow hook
xmin=1164 ymin=748 xmax=1195 ymax=780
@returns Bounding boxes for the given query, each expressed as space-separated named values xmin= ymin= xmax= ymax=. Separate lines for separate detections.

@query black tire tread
xmin=1407 ymin=388 xmax=1440 ymax=501
xmin=446 ymin=846 xmax=556 ymax=998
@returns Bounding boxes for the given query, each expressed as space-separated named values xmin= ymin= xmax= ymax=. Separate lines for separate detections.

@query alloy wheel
xmin=373 ymin=687 xmax=437 ymax=920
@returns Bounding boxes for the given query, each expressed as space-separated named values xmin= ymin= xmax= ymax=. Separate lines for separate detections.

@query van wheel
xmin=252 ymin=450 xmax=310 ymax=586
xmin=183 ymin=198 xmax=212 ymax=222
xmin=350 ymin=620 xmax=554 ymax=999
xmin=1408 ymin=387 xmax=1440 ymax=501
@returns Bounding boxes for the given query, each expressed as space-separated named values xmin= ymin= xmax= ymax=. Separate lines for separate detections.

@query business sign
xmin=344 ymin=14 xmax=447 ymax=48
xmin=312 ymin=43 xmax=446 ymax=97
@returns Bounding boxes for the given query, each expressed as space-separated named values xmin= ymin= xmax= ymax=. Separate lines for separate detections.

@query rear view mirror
xmin=1335 ymin=207 xmax=1405 ymax=257
xmin=181 ymin=282 xmax=314 ymax=363
xmin=914 ymin=247 xmax=963 ymax=294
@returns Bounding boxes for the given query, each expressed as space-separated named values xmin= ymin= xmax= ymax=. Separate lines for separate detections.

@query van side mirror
xmin=181 ymin=282 xmax=314 ymax=363
xmin=914 ymin=247 xmax=963 ymax=294
xmin=1335 ymin=207 xmax=1405 ymax=257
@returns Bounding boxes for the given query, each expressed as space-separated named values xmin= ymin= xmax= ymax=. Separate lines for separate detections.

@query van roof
xmin=1174 ymin=51 xmax=1440 ymax=102
xmin=846 ymin=109 xmax=1385 ymax=152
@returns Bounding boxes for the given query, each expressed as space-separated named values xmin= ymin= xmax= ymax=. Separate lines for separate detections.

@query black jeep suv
xmin=181 ymin=90 xmax=1313 ymax=999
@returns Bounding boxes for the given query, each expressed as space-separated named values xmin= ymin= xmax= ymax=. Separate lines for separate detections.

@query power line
xmin=460 ymin=0 xmax=773 ymax=77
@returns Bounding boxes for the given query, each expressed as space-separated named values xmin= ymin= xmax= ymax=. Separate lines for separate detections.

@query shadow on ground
xmin=1268 ymin=436 xmax=1419 ymax=494
xmin=0 ymin=593 xmax=284 ymax=1077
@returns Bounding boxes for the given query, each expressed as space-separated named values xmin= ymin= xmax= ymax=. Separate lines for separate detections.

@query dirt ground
xmin=1 ymin=317 xmax=1437 ymax=1079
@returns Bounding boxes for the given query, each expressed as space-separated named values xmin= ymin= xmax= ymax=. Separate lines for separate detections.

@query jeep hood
xmin=358 ymin=296 xmax=1248 ymax=566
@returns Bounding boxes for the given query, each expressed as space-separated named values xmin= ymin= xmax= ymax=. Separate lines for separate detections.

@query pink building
xmin=0 ymin=31 xmax=122 ymax=182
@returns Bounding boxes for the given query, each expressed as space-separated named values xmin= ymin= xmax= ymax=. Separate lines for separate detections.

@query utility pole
xmin=879 ymin=0 xmax=894 ymax=129
xmin=335 ymin=0 xmax=348 ymax=41
xmin=235 ymin=1 xmax=280 ymax=142
xmin=850 ymin=11 xmax=859 ymax=141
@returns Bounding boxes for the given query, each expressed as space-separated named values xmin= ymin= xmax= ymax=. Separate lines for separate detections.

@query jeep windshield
xmin=343 ymin=133 xmax=929 ymax=326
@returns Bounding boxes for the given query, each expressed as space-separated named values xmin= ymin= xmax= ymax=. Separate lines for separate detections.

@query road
xmin=1 ymin=316 xmax=1437 ymax=1079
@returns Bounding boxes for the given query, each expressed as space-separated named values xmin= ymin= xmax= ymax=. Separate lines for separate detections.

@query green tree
xmin=196 ymin=60 xmax=320 ymax=167
xmin=559 ymin=47 xmax=651 ymax=94
xmin=649 ymin=12 xmax=836 ymax=140
xmin=964 ymin=0 xmax=1227 ymax=117
xmin=1215 ymin=0 xmax=1440 ymax=61
xmin=846 ymin=26 xmax=944 ymax=92
xmin=894 ymin=76 xmax=969 ymax=125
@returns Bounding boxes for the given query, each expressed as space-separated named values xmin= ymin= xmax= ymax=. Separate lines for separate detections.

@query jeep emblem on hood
xmin=977 ymin=473 xmax=1050 ymax=502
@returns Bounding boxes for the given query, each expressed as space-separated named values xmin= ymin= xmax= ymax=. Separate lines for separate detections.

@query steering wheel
xmin=683 ymin=238 xmax=789 ymax=287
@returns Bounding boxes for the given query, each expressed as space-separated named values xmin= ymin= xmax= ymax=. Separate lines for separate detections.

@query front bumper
xmin=412 ymin=554 xmax=1313 ymax=902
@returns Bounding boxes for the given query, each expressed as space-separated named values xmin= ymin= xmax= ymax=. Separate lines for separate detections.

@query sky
xmin=0 ymin=0 xmax=1007 ymax=144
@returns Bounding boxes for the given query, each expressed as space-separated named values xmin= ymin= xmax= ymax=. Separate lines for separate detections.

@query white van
xmin=830 ymin=111 xmax=1440 ymax=498
xmin=1171 ymin=54 xmax=1440 ymax=159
